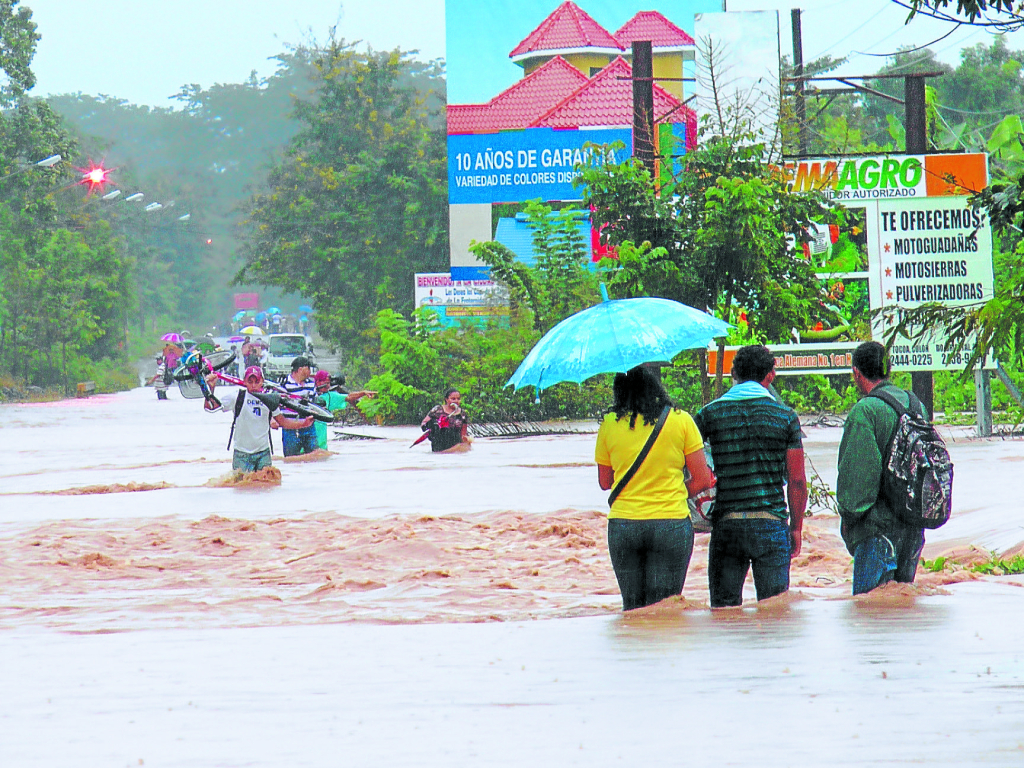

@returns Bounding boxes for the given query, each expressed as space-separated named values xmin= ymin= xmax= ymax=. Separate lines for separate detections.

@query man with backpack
xmin=838 ymin=341 xmax=953 ymax=594
xmin=206 ymin=366 xmax=314 ymax=472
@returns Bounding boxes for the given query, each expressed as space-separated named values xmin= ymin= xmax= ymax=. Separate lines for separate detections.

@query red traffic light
xmin=77 ymin=163 xmax=114 ymax=193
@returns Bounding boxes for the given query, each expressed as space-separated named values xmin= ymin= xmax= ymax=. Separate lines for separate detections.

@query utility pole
xmin=904 ymin=74 xmax=934 ymax=419
xmin=791 ymin=9 xmax=807 ymax=156
xmin=632 ymin=40 xmax=656 ymax=177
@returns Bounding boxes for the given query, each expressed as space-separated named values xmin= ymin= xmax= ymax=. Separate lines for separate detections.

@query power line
xmin=808 ymin=0 xmax=893 ymax=60
xmin=934 ymin=101 xmax=1020 ymax=115
xmin=853 ymin=23 xmax=962 ymax=56
xmin=889 ymin=0 xmax=1024 ymax=29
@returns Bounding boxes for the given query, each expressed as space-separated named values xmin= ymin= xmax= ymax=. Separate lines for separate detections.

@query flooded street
xmin=3 ymin=387 xmax=1024 ymax=766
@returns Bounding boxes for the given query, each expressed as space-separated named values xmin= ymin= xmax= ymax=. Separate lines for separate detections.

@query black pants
xmin=607 ymin=517 xmax=694 ymax=611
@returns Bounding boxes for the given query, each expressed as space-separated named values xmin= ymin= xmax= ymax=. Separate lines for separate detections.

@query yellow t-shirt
xmin=594 ymin=409 xmax=704 ymax=520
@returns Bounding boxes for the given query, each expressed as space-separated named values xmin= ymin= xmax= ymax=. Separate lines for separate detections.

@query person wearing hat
xmin=312 ymin=370 xmax=377 ymax=449
xmin=206 ymin=366 xmax=314 ymax=472
xmin=280 ymin=355 xmax=320 ymax=456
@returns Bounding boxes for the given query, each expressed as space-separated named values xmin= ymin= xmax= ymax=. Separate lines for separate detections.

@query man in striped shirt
xmin=281 ymin=355 xmax=319 ymax=456
xmin=693 ymin=345 xmax=808 ymax=607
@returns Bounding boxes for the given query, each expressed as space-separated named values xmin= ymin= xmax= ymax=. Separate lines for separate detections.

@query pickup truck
xmin=264 ymin=333 xmax=317 ymax=379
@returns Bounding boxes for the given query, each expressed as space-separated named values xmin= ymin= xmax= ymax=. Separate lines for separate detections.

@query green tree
xmin=0 ymin=0 xmax=38 ymax=106
xmin=905 ymin=0 xmax=1023 ymax=28
xmin=576 ymin=126 xmax=837 ymax=399
xmin=238 ymin=37 xmax=449 ymax=350
xmin=468 ymin=199 xmax=597 ymax=333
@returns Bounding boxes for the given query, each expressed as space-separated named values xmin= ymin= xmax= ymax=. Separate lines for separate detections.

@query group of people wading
xmin=204 ymin=354 xmax=471 ymax=474
xmin=597 ymin=341 xmax=933 ymax=610
xmin=199 ymin=339 xmax=931 ymax=609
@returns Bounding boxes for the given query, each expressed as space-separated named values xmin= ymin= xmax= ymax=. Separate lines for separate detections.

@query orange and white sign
xmin=784 ymin=152 xmax=987 ymax=201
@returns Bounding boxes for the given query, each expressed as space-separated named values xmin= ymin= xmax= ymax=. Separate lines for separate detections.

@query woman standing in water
xmin=595 ymin=366 xmax=716 ymax=611
xmin=420 ymin=388 xmax=471 ymax=453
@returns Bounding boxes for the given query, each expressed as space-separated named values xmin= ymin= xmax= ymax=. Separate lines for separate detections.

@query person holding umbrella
xmin=595 ymin=366 xmax=716 ymax=611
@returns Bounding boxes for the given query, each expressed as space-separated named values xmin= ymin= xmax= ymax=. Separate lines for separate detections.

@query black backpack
xmin=868 ymin=388 xmax=954 ymax=529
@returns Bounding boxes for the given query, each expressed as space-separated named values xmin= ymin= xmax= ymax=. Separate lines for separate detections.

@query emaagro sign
xmin=783 ymin=153 xmax=988 ymax=201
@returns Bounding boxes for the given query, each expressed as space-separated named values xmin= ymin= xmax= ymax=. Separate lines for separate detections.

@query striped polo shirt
xmin=693 ymin=394 xmax=802 ymax=519
xmin=281 ymin=374 xmax=316 ymax=417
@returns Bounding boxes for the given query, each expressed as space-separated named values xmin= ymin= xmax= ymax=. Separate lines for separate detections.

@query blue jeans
xmin=708 ymin=517 xmax=791 ymax=607
xmin=852 ymin=528 xmax=926 ymax=595
xmin=232 ymin=448 xmax=272 ymax=472
xmin=282 ymin=424 xmax=318 ymax=456
xmin=607 ymin=517 xmax=694 ymax=611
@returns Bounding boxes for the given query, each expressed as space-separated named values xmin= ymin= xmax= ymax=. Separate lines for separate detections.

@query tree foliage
xmin=469 ymin=199 xmax=597 ymax=334
xmin=238 ymin=37 xmax=449 ymax=349
xmin=905 ymin=0 xmax=1024 ymax=29
xmin=575 ymin=126 xmax=836 ymax=396
xmin=0 ymin=209 xmax=132 ymax=390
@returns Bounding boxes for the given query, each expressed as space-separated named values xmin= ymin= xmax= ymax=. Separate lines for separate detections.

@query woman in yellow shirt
xmin=595 ymin=366 xmax=716 ymax=610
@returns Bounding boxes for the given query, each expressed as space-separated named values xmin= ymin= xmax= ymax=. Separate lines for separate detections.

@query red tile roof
xmin=532 ymin=57 xmax=693 ymax=131
xmin=509 ymin=1 xmax=623 ymax=60
xmin=614 ymin=11 xmax=695 ymax=48
xmin=447 ymin=56 xmax=589 ymax=134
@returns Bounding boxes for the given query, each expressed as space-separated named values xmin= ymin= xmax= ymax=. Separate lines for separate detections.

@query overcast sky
xmin=24 ymin=0 xmax=1022 ymax=108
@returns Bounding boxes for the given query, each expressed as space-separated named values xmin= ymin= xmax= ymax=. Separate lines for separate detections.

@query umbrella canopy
xmin=227 ymin=335 xmax=246 ymax=343
xmin=240 ymin=326 xmax=264 ymax=336
xmin=160 ymin=332 xmax=183 ymax=343
xmin=232 ymin=311 xmax=247 ymax=321
xmin=506 ymin=290 xmax=730 ymax=393
xmin=299 ymin=304 xmax=314 ymax=313
xmin=266 ymin=306 xmax=281 ymax=315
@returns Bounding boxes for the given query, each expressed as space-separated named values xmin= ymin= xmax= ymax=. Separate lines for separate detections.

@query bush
xmin=360 ymin=308 xmax=612 ymax=425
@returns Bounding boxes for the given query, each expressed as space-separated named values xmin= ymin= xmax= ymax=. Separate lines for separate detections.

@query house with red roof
xmin=509 ymin=1 xmax=624 ymax=77
xmin=446 ymin=2 xmax=699 ymax=273
xmin=449 ymin=2 xmax=696 ymax=142
xmin=614 ymin=10 xmax=695 ymax=101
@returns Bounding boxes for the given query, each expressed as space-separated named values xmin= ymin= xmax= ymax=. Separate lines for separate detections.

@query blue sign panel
xmin=448 ymin=126 xmax=633 ymax=205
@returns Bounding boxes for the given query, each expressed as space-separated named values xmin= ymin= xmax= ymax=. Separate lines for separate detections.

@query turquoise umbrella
xmin=506 ymin=286 xmax=730 ymax=393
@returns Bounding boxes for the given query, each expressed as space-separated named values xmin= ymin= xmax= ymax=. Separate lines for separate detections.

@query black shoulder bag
xmin=608 ymin=405 xmax=671 ymax=507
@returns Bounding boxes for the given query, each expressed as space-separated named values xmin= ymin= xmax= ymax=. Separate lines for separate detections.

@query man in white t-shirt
xmin=207 ymin=366 xmax=314 ymax=472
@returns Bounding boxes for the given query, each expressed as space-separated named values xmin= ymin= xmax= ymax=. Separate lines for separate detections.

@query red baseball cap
xmin=244 ymin=366 xmax=264 ymax=381
xmin=314 ymin=370 xmax=331 ymax=386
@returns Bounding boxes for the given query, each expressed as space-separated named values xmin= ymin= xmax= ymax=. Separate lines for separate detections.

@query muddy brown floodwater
xmin=3 ymin=387 xmax=1024 ymax=766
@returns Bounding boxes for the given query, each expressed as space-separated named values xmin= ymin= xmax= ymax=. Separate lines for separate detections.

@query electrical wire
xmin=852 ymin=23 xmax=962 ymax=56
xmin=934 ymin=101 xmax=1021 ymax=115
xmin=808 ymin=0 xmax=893 ymax=60
xmin=890 ymin=0 xmax=1024 ymax=29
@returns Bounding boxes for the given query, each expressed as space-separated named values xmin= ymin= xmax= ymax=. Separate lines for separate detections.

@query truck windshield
xmin=269 ymin=336 xmax=306 ymax=356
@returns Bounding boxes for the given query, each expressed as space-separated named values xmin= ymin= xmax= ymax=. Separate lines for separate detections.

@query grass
xmin=921 ymin=554 xmax=1024 ymax=576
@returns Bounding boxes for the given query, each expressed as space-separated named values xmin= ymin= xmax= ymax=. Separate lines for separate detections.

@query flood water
xmin=3 ymin=387 xmax=1023 ymax=766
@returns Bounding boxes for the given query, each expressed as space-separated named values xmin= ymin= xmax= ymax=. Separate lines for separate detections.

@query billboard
xmin=414 ymin=273 xmax=510 ymax=328
xmin=782 ymin=153 xmax=995 ymax=373
xmin=446 ymin=0 xmax=724 ymax=277
xmin=694 ymin=11 xmax=781 ymax=150
xmin=233 ymin=292 xmax=259 ymax=311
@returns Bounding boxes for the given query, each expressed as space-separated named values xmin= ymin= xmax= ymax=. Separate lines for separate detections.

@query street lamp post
xmin=0 ymin=153 xmax=62 ymax=181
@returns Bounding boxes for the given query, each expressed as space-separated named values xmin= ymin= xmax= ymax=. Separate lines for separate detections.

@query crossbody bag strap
xmin=608 ymin=405 xmax=671 ymax=508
